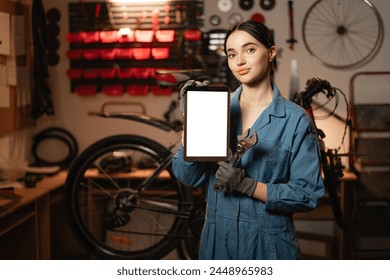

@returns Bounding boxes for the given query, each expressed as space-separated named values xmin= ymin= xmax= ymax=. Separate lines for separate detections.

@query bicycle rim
xmin=64 ymin=135 xmax=191 ymax=259
xmin=302 ymin=0 xmax=384 ymax=69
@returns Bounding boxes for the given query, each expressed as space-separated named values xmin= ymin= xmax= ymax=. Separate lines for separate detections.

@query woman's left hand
xmin=215 ymin=161 xmax=257 ymax=197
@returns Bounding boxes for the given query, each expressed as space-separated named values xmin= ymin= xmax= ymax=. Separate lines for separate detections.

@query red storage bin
xmin=99 ymin=68 xmax=117 ymax=79
xmin=118 ymin=28 xmax=135 ymax=42
xmin=83 ymin=69 xmax=99 ymax=79
xmin=102 ymin=85 xmax=124 ymax=96
xmin=151 ymin=47 xmax=170 ymax=60
xmin=66 ymin=49 xmax=82 ymax=60
xmin=74 ymin=85 xmax=97 ymax=96
xmin=127 ymin=85 xmax=149 ymax=96
xmin=133 ymin=48 xmax=151 ymax=60
xmin=155 ymin=30 xmax=175 ymax=42
xmin=81 ymin=31 xmax=100 ymax=43
xmin=100 ymin=48 xmax=117 ymax=60
xmin=82 ymin=49 xmax=100 ymax=60
xmin=135 ymin=30 xmax=154 ymax=42
xmin=117 ymin=68 xmax=134 ymax=79
xmin=66 ymin=32 xmax=85 ymax=43
xmin=66 ymin=69 xmax=82 ymax=79
xmin=116 ymin=48 xmax=133 ymax=59
xmin=132 ymin=68 xmax=151 ymax=79
xmin=150 ymin=85 xmax=173 ymax=96
xmin=100 ymin=30 xmax=118 ymax=43
xmin=184 ymin=29 xmax=202 ymax=41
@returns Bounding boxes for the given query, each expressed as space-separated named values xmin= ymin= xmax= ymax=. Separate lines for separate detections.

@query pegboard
xmin=203 ymin=0 xmax=276 ymax=31
xmin=66 ymin=1 xmax=204 ymax=96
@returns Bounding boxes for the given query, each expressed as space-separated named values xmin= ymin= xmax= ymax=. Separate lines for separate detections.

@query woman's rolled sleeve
xmin=172 ymin=144 xmax=209 ymax=187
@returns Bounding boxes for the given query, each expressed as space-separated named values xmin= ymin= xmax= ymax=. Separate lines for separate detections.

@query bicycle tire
xmin=64 ymin=134 xmax=191 ymax=259
xmin=177 ymin=198 xmax=205 ymax=260
xmin=302 ymin=0 xmax=384 ymax=69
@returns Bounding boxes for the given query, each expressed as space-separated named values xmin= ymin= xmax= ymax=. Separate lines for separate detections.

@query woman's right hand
xmin=179 ymin=79 xmax=211 ymax=116
xmin=179 ymin=79 xmax=210 ymax=147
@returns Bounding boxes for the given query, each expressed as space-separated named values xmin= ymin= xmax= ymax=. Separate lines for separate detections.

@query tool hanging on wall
xmin=31 ymin=0 xmax=54 ymax=119
xmin=164 ymin=4 xmax=170 ymax=25
xmin=286 ymin=0 xmax=297 ymax=50
xmin=94 ymin=3 xmax=101 ymax=29
xmin=175 ymin=4 xmax=182 ymax=23
xmin=288 ymin=59 xmax=299 ymax=100
xmin=260 ymin=0 xmax=276 ymax=11
xmin=46 ymin=8 xmax=61 ymax=66
xmin=152 ymin=8 xmax=160 ymax=31
xmin=239 ymin=0 xmax=254 ymax=11
xmin=250 ymin=12 xmax=265 ymax=23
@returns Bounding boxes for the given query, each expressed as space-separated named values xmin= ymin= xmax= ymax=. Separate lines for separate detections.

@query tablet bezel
xmin=184 ymin=86 xmax=230 ymax=162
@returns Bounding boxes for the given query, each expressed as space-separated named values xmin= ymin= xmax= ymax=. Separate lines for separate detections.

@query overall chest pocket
xmin=244 ymin=138 xmax=290 ymax=182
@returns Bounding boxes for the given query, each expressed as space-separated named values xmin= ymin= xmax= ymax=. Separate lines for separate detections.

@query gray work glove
xmin=215 ymin=161 xmax=257 ymax=197
xmin=179 ymin=79 xmax=211 ymax=116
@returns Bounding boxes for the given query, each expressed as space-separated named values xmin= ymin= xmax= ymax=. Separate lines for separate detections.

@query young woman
xmin=172 ymin=20 xmax=324 ymax=260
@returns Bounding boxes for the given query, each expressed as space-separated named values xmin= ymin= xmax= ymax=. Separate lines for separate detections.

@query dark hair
xmin=224 ymin=20 xmax=277 ymax=78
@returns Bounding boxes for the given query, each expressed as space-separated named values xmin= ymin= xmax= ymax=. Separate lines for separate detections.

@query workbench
xmin=0 ymin=171 xmax=84 ymax=259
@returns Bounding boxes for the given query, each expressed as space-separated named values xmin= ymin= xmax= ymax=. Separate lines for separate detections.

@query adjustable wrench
xmin=214 ymin=128 xmax=258 ymax=191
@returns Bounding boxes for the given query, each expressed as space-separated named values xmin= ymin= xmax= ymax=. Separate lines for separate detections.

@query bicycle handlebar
xmin=293 ymin=78 xmax=336 ymax=110
xmin=96 ymin=112 xmax=181 ymax=132
xmin=154 ymin=69 xmax=209 ymax=87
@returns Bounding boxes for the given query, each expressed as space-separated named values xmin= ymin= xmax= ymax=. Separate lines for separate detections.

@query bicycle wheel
xmin=64 ymin=135 xmax=191 ymax=259
xmin=177 ymin=197 xmax=205 ymax=260
xmin=302 ymin=0 xmax=383 ymax=69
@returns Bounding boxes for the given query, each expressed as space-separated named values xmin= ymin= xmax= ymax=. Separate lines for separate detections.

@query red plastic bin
xmin=81 ymin=31 xmax=100 ymax=43
xmin=66 ymin=49 xmax=82 ymax=60
xmin=82 ymin=49 xmax=100 ymax=60
xmin=99 ymin=68 xmax=117 ymax=79
xmin=132 ymin=68 xmax=151 ymax=79
xmin=118 ymin=29 xmax=135 ymax=42
xmin=100 ymin=48 xmax=117 ymax=60
xmin=66 ymin=69 xmax=82 ymax=79
xmin=83 ymin=69 xmax=99 ymax=79
xmin=135 ymin=30 xmax=154 ymax=42
xmin=152 ymin=47 xmax=170 ymax=60
xmin=116 ymin=48 xmax=133 ymax=59
xmin=127 ymin=85 xmax=149 ymax=96
xmin=66 ymin=32 xmax=85 ymax=43
xmin=100 ymin=30 xmax=118 ymax=43
xmin=133 ymin=48 xmax=151 ymax=60
xmin=102 ymin=85 xmax=124 ymax=96
xmin=155 ymin=30 xmax=175 ymax=42
xmin=74 ymin=85 xmax=97 ymax=96
xmin=117 ymin=68 xmax=134 ymax=79
xmin=184 ymin=29 xmax=202 ymax=41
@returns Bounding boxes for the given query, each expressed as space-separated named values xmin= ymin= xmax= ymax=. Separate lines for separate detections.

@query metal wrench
xmin=214 ymin=128 xmax=258 ymax=191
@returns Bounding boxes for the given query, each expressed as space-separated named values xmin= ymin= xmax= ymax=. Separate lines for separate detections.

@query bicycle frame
xmin=294 ymin=78 xmax=347 ymax=229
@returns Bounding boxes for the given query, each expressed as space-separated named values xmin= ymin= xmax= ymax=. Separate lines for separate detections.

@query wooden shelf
xmin=0 ymin=171 xmax=82 ymax=259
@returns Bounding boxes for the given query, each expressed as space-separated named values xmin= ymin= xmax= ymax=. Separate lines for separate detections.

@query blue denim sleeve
xmin=265 ymin=119 xmax=325 ymax=213
xmin=172 ymin=144 xmax=209 ymax=187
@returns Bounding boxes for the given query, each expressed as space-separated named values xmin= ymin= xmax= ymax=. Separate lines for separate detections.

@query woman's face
xmin=225 ymin=30 xmax=274 ymax=86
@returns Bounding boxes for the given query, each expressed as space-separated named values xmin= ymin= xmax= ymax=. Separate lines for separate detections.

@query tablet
xmin=184 ymin=86 xmax=230 ymax=161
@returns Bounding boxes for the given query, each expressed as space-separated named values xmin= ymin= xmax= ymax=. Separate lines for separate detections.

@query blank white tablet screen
xmin=185 ymin=88 xmax=229 ymax=161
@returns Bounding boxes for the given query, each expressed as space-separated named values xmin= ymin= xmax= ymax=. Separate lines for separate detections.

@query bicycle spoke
xmin=303 ymin=0 xmax=383 ymax=69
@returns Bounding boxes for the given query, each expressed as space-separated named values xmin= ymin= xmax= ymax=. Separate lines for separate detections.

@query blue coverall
xmin=172 ymin=85 xmax=325 ymax=259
